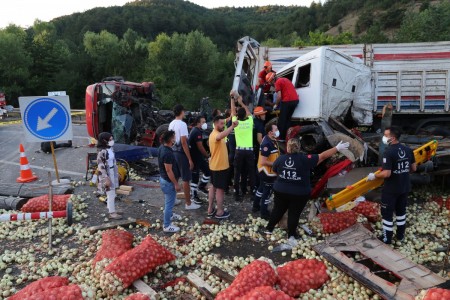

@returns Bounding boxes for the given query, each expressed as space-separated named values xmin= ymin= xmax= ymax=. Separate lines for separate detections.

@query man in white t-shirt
xmin=168 ymin=104 xmax=201 ymax=210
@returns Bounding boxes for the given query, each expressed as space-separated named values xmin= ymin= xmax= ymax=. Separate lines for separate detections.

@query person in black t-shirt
xmin=158 ymin=130 xmax=182 ymax=233
xmin=367 ymin=126 xmax=416 ymax=244
xmin=189 ymin=116 xmax=211 ymax=204
xmin=265 ymin=138 xmax=349 ymax=239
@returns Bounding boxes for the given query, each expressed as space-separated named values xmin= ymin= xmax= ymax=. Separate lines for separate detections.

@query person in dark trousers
xmin=158 ymin=130 xmax=182 ymax=233
xmin=189 ymin=116 xmax=210 ymax=203
xmin=253 ymin=106 xmax=267 ymax=192
xmin=230 ymin=90 xmax=255 ymax=201
xmin=224 ymin=108 xmax=236 ymax=194
xmin=168 ymin=104 xmax=201 ymax=209
xmin=40 ymin=141 xmax=72 ymax=153
xmin=253 ymin=123 xmax=280 ymax=220
xmin=265 ymin=138 xmax=349 ymax=239
xmin=367 ymin=126 xmax=416 ymax=245
xmin=266 ymin=73 xmax=299 ymax=141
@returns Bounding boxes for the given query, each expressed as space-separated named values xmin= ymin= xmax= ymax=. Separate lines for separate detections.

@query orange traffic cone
xmin=17 ymin=144 xmax=38 ymax=183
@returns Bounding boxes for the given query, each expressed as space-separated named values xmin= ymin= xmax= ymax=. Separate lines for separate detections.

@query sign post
xmin=19 ymin=96 xmax=73 ymax=182
xmin=19 ymin=96 xmax=73 ymax=248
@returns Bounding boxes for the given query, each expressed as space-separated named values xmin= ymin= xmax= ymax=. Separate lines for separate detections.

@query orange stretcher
xmin=326 ymin=140 xmax=438 ymax=210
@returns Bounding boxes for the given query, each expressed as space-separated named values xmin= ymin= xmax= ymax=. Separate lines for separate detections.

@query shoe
xmin=260 ymin=214 xmax=270 ymax=221
xmin=198 ymin=185 xmax=209 ymax=194
xmin=263 ymin=229 xmax=273 ymax=235
xmin=174 ymin=199 xmax=181 ymax=206
xmin=109 ymin=213 xmax=122 ymax=220
xmin=214 ymin=211 xmax=230 ymax=219
xmin=288 ymin=236 xmax=299 ymax=247
xmin=163 ymin=224 xmax=180 ymax=233
xmin=171 ymin=213 xmax=182 ymax=221
xmin=377 ymin=235 xmax=391 ymax=245
xmin=191 ymin=195 xmax=203 ymax=205
xmin=207 ymin=207 xmax=217 ymax=217
xmin=115 ymin=209 xmax=124 ymax=215
xmin=185 ymin=203 xmax=201 ymax=210
xmin=252 ymin=206 xmax=260 ymax=213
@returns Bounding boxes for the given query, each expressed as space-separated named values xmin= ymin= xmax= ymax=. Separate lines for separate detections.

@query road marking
xmin=0 ymin=160 xmax=85 ymax=177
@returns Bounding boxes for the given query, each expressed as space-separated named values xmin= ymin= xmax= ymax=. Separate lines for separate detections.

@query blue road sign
xmin=19 ymin=96 xmax=73 ymax=142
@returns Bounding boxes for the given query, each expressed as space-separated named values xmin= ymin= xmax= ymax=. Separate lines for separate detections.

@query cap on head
xmin=253 ymin=106 xmax=267 ymax=116
xmin=263 ymin=61 xmax=272 ymax=69
xmin=265 ymin=72 xmax=275 ymax=84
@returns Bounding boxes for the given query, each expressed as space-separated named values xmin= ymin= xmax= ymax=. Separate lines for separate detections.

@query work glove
xmin=335 ymin=141 xmax=350 ymax=152
xmin=367 ymin=173 xmax=376 ymax=181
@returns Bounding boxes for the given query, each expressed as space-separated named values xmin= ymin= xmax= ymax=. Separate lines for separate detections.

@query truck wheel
xmin=154 ymin=123 xmax=170 ymax=146
xmin=419 ymin=125 xmax=450 ymax=137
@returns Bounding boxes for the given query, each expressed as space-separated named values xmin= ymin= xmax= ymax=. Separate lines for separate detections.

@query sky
xmin=0 ymin=0 xmax=314 ymax=29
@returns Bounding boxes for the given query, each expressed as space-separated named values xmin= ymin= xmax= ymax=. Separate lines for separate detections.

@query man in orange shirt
xmin=208 ymin=115 xmax=238 ymax=219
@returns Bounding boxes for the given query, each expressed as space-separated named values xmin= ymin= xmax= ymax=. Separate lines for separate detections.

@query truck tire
xmin=419 ymin=125 xmax=450 ymax=137
xmin=154 ymin=123 xmax=170 ymax=146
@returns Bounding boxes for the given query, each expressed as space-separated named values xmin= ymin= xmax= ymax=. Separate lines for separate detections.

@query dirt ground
xmin=0 ymin=162 xmax=448 ymax=299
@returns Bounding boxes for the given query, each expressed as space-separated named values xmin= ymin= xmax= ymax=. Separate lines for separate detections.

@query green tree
xmin=0 ymin=25 xmax=32 ymax=106
xmin=27 ymin=20 xmax=73 ymax=97
xmin=83 ymin=30 xmax=122 ymax=79
xmin=395 ymin=2 xmax=450 ymax=42
xmin=146 ymin=31 xmax=233 ymax=110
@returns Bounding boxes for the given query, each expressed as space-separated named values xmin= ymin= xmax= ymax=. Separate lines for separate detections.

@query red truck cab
xmin=85 ymin=77 xmax=162 ymax=146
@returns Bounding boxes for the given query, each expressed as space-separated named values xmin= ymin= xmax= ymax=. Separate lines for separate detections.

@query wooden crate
xmin=313 ymin=223 xmax=446 ymax=300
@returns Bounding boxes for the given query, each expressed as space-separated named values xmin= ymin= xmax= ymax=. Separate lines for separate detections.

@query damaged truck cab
xmin=86 ymin=77 xmax=172 ymax=147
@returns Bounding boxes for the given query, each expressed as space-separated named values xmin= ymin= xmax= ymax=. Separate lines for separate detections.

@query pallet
xmin=186 ymin=273 xmax=215 ymax=300
xmin=210 ymin=266 xmax=235 ymax=283
xmin=116 ymin=189 xmax=131 ymax=196
xmin=132 ymin=279 xmax=160 ymax=300
xmin=313 ymin=224 xmax=446 ymax=300
xmin=119 ymin=185 xmax=133 ymax=191
xmin=88 ymin=217 xmax=136 ymax=233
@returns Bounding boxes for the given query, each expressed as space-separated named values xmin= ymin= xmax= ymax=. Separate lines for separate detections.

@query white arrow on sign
xmin=37 ymin=107 xmax=58 ymax=131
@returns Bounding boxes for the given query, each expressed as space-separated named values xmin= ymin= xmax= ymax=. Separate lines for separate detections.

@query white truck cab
xmin=276 ymin=47 xmax=373 ymax=126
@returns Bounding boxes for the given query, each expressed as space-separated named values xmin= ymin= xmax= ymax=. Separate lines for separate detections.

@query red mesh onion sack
xmin=352 ymin=201 xmax=381 ymax=222
xmin=93 ymin=229 xmax=134 ymax=265
xmin=316 ymin=210 xmax=358 ymax=234
xmin=125 ymin=293 xmax=151 ymax=300
xmin=422 ymin=288 xmax=450 ymax=300
xmin=9 ymin=276 xmax=69 ymax=299
xmin=24 ymin=284 xmax=83 ymax=300
xmin=100 ymin=235 xmax=176 ymax=294
xmin=277 ymin=259 xmax=329 ymax=297
xmin=21 ymin=194 xmax=72 ymax=212
xmin=238 ymin=286 xmax=294 ymax=300
xmin=215 ymin=260 xmax=278 ymax=300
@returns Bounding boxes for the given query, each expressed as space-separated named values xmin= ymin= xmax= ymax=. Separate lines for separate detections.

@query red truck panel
xmin=85 ymin=84 xmax=98 ymax=138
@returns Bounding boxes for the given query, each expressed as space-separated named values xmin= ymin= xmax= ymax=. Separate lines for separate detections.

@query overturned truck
xmin=85 ymin=76 xmax=173 ymax=147
xmin=235 ymin=38 xmax=450 ymax=155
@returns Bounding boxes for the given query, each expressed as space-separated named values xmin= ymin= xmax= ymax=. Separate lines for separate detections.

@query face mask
xmin=108 ymin=140 xmax=114 ymax=147
xmin=274 ymin=130 xmax=280 ymax=138
xmin=201 ymin=123 xmax=207 ymax=130
xmin=382 ymin=136 xmax=390 ymax=145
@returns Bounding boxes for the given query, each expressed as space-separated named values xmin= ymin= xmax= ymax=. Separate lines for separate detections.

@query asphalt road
xmin=0 ymin=122 xmax=90 ymax=185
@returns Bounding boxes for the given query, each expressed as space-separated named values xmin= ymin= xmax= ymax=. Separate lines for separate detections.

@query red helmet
xmin=263 ymin=61 xmax=272 ymax=69
xmin=265 ymin=72 xmax=276 ymax=84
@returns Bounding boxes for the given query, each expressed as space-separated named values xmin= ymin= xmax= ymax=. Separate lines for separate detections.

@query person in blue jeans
xmin=158 ymin=130 xmax=182 ymax=233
